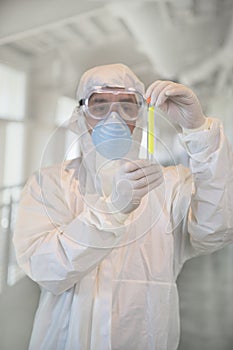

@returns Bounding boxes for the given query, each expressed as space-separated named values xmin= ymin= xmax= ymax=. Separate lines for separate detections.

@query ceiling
xmin=0 ymin=0 xmax=233 ymax=103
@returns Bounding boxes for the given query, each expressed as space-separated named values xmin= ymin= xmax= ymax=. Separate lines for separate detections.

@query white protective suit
xmin=13 ymin=64 xmax=233 ymax=350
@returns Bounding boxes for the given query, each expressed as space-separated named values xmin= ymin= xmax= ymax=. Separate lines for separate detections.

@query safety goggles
xmin=79 ymin=87 xmax=146 ymax=121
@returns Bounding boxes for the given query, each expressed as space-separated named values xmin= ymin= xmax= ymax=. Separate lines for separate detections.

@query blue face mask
xmin=91 ymin=112 xmax=132 ymax=160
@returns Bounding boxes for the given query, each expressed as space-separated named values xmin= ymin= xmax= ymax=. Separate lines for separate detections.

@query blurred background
xmin=0 ymin=0 xmax=233 ymax=349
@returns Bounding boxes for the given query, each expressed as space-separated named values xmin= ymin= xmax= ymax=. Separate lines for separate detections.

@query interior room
xmin=0 ymin=0 xmax=233 ymax=349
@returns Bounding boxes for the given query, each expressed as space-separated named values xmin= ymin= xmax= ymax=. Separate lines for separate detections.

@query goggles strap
xmin=79 ymin=99 xmax=85 ymax=107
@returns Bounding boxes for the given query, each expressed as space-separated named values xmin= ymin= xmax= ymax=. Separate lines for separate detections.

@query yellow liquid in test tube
xmin=147 ymin=97 xmax=155 ymax=160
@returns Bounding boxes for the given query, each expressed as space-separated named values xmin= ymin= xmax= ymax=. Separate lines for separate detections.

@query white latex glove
xmin=111 ymin=159 xmax=163 ymax=214
xmin=146 ymin=80 xmax=206 ymax=129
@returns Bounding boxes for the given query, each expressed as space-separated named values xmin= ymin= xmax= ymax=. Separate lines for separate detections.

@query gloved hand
xmin=110 ymin=159 xmax=163 ymax=214
xmin=146 ymin=80 xmax=206 ymax=129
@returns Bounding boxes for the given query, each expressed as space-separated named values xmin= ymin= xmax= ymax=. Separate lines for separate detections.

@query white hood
xmin=67 ymin=63 xmax=147 ymax=197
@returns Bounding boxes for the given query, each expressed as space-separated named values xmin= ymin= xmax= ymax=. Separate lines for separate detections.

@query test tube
xmin=147 ymin=97 xmax=155 ymax=161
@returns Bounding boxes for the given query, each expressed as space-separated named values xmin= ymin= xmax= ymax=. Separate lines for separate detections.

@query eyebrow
xmin=118 ymin=97 xmax=136 ymax=103
xmin=90 ymin=95 xmax=137 ymax=104
xmin=91 ymin=97 xmax=109 ymax=103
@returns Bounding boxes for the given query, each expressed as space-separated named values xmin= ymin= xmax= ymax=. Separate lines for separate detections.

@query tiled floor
xmin=1 ymin=244 xmax=233 ymax=350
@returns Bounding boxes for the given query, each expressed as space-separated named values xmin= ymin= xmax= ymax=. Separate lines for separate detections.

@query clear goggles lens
xmin=80 ymin=89 xmax=146 ymax=121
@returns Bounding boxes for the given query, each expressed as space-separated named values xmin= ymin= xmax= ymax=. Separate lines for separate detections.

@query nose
xmin=108 ymin=102 xmax=120 ymax=115
xmin=104 ymin=109 xmax=136 ymax=134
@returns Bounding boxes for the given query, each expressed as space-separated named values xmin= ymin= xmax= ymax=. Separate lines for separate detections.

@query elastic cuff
xmin=106 ymin=197 xmax=130 ymax=224
xmin=182 ymin=118 xmax=211 ymax=134
xmin=179 ymin=118 xmax=221 ymax=162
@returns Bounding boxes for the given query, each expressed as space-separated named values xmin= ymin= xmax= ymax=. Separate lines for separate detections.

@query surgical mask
xmin=91 ymin=112 xmax=132 ymax=160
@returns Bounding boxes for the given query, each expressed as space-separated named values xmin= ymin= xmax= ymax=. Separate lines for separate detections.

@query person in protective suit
xmin=13 ymin=63 xmax=233 ymax=350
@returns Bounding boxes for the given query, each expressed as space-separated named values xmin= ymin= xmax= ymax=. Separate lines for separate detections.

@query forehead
xmin=89 ymin=92 xmax=136 ymax=100
xmin=89 ymin=87 xmax=137 ymax=101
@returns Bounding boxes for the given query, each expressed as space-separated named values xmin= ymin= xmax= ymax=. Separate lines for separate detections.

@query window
xmin=55 ymin=95 xmax=81 ymax=160
xmin=0 ymin=63 xmax=26 ymax=120
xmin=3 ymin=123 xmax=25 ymax=187
xmin=0 ymin=63 xmax=27 ymax=292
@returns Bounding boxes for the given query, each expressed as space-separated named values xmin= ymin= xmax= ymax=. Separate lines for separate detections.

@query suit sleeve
xmin=172 ymin=118 xmax=233 ymax=276
xmin=13 ymin=167 xmax=128 ymax=295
